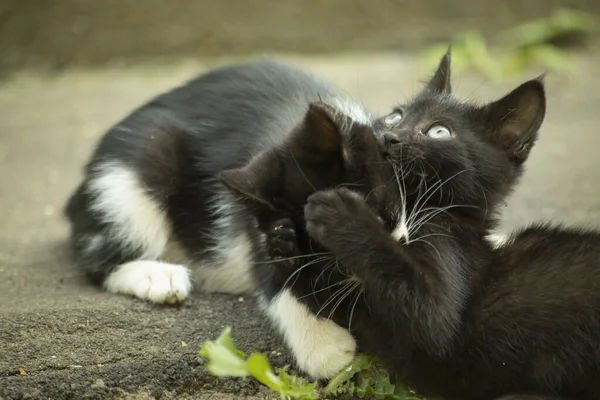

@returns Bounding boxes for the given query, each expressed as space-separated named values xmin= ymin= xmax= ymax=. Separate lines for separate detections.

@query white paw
xmin=295 ymin=319 xmax=357 ymax=380
xmin=265 ymin=290 xmax=357 ymax=380
xmin=104 ymin=261 xmax=192 ymax=304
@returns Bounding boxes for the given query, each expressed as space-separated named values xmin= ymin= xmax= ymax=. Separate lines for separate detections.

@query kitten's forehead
xmin=405 ymin=94 xmax=469 ymax=119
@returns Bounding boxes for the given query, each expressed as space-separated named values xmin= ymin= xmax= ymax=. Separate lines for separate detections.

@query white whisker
xmin=327 ymin=280 xmax=362 ymax=322
xmin=280 ymin=255 xmax=332 ymax=290
xmin=348 ymin=287 xmax=364 ymax=331
xmin=410 ymin=238 xmax=443 ymax=261
xmin=253 ymin=252 xmax=330 ymax=265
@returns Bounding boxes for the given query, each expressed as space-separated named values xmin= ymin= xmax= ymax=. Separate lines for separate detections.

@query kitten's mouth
xmin=376 ymin=140 xmax=392 ymax=158
xmin=380 ymin=146 xmax=396 ymax=161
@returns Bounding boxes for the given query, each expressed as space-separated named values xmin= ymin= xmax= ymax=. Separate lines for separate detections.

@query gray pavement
xmin=1 ymin=52 xmax=599 ymax=399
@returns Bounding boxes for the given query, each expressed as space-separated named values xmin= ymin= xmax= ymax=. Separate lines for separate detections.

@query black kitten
xmin=245 ymin=51 xmax=600 ymax=399
xmin=64 ymin=58 xmax=384 ymax=379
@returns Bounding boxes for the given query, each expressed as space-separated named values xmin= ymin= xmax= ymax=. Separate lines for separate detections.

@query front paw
xmin=267 ymin=218 xmax=299 ymax=268
xmin=304 ymin=188 xmax=369 ymax=249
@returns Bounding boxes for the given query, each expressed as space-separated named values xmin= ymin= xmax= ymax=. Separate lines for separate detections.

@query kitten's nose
xmin=383 ymin=133 xmax=400 ymax=146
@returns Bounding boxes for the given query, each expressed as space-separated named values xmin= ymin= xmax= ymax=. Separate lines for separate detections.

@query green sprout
xmin=420 ymin=8 xmax=597 ymax=82
xmin=199 ymin=327 xmax=440 ymax=399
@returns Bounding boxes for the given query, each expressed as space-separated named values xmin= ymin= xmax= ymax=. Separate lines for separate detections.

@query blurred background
xmin=0 ymin=0 xmax=599 ymax=74
xmin=1 ymin=2 xmax=600 ymax=399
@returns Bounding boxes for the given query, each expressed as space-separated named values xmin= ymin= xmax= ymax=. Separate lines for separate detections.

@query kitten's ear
xmin=425 ymin=47 xmax=452 ymax=94
xmin=218 ymin=150 xmax=281 ymax=211
xmin=481 ymin=77 xmax=546 ymax=165
xmin=296 ymin=101 xmax=344 ymax=155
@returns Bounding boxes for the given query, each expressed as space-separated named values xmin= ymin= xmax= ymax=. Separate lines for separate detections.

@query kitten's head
xmin=375 ymin=49 xmax=546 ymax=220
xmin=218 ymin=101 xmax=386 ymax=227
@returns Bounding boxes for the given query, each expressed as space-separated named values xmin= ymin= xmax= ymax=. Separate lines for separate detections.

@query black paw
xmin=305 ymin=188 xmax=379 ymax=251
xmin=267 ymin=218 xmax=299 ymax=268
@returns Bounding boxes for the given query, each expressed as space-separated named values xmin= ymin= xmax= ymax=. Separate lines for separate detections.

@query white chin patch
xmin=264 ymin=289 xmax=357 ymax=380
xmin=391 ymin=218 xmax=410 ymax=243
xmin=104 ymin=261 xmax=192 ymax=304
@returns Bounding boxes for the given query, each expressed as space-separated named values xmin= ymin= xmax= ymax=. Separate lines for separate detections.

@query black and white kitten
xmin=230 ymin=52 xmax=600 ymax=399
xmin=65 ymin=59 xmax=382 ymax=379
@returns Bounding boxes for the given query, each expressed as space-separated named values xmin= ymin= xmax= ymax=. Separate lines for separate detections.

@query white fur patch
xmin=486 ymin=233 xmax=508 ymax=249
xmin=329 ymin=97 xmax=372 ymax=126
xmin=189 ymin=191 xmax=257 ymax=295
xmin=104 ymin=261 xmax=191 ymax=304
xmin=391 ymin=217 xmax=410 ymax=243
xmin=194 ymin=232 xmax=256 ymax=294
xmin=85 ymin=233 xmax=105 ymax=254
xmin=87 ymin=162 xmax=170 ymax=259
xmin=265 ymin=289 xmax=357 ymax=379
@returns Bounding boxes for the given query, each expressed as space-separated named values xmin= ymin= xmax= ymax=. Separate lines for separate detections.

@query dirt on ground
xmin=1 ymin=52 xmax=600 ymax=399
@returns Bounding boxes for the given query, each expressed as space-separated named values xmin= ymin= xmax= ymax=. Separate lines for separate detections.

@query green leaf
xmin=324 ymin=353 xmax=372 ymax=393
xmin=245 ymin=352 xmax=284 ymax=391
xmin=200 ymin=327 xmax=318 ymax=399
xmin=200 ymin=327 xmax=432 ymax=400
xmin=246 ymin=353 xmax=318 ymax=399
xmin=199 ymin=327 xmax=249 ymax=377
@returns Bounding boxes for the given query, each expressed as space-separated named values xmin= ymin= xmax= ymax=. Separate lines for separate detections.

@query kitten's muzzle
xmin=378 ymin=132 xmax=401 ymax=156
xmin=382 ymin=133 xmax=400 ymax=146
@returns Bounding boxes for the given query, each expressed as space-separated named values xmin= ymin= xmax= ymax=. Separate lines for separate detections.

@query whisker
xmin=290 ymin=152 xmax=316 ymax=192
xmin=314 ymin=258 xmax=337 ymax=285
xmin=315 ymin=281 xmax=355 ymax=319
xmin=327 ymin=280 xmax=361 ymax=322
xmin=348 ymin=287 xmax=364 ymax=331
xmin=253 ymin=252 xmax=330 ymax=265
xmin=297 ymin=278 xmax=349 ymax=301
xmin=280 ymin=256 xmax=332 ymax=290
xmin=406 ymin=169 xmax=472 ymax=234
xmin=408 ymin=204 xmax=478 ymax=236
xmin=408 ymin=232 xmax=455 ymax=243
xmin=336 ymin=181 xmax=365 ymax=189
xmin=410 ymin=238 xmax=443 ymax=261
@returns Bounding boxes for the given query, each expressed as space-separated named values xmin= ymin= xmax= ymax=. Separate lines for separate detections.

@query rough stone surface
xmin=1 ymin=52 xmax=600 ymax=399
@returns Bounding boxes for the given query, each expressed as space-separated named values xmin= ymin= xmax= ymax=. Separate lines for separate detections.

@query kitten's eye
xmin=425 ymin=125 xmax=452 ymax=139
xmin=384 ymin=112 xmax=403 ymax=127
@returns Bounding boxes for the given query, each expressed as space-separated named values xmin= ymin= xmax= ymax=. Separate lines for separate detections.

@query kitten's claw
xmin=267 ymin=218 xmax=299 ymax=268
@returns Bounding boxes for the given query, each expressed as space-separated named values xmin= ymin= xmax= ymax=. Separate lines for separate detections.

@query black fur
xmin=64 ymin=59 xmax=352 ymax=286
xmin=65 ymin=57 xmax=389 ymax=381
xmin=227 ymin=51 xmax=600 ymax=399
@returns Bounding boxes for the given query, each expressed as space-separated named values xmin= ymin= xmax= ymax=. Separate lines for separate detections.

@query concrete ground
xmin=1 ymin=52 xmax=600 ymax=399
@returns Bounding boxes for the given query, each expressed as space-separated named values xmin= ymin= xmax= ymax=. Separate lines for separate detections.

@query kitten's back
xmin=64 ymin=59 xmax=353 ymax=301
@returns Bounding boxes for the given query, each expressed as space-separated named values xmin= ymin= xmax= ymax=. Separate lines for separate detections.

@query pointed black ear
xmin=481 ymin=77 xmax=546 ymax=165
xmin=218 ymin=149 xmax=281 ymax=211
xmin=296 ymin=101 xmax=345 ymax=156
xmin=425 ymin=47 xmax=452 ymax=94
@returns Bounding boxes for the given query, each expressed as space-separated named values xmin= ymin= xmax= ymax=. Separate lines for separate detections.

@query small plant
xmin=420 ymin=8 xmax=597 ymax=82
xmin=200 ymin=327 xmax=439 ymax=399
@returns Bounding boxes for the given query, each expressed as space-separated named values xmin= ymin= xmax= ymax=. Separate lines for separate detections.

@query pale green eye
xmin=425 ymin=125 xmax=452 ymax=139
xmin=384 ymin=112 xmax=402 ymax=127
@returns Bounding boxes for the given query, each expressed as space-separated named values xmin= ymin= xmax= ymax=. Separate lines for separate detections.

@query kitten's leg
xmin=192 ymin=231 xmax=256 ymax=295
xmin=262 ymin=218 xmax=357 ymax=380
xmin=66 ymin=161 xmax=191 ymax=304
xmin=190 ymin=192 xmax=256 ymax=294
xmin=304 ymin=188 xmax=468 ymax=356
